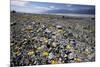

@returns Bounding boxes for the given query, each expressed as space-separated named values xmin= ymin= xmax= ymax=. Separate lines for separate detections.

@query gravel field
xmin=10 ymin=12 xmax=95 ymax=66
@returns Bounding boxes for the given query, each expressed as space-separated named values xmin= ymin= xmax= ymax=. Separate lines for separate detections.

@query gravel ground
xmin=10 ymin=12 xmax=95 ymax=66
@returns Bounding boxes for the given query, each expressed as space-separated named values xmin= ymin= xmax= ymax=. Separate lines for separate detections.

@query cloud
xmin=11 ymin=0 xmax=53 ymax=12
xmin=11 ymin=1 xmax=71 ymax=13
xmin=11 ymin=0 xmax=47 ymax=13
xmin=32 ymin=6 xmax=50 ymax=10
xmin=66 ymin=4 xmax=72 ymax=7
xmin=11 ymin=0 xmax=28 ymax=7
xmin=49 ymin=6 xmax=55 ymax=9
xmin=17 ymin=8 xmax=45 ymax=13
xmin=48 ymin=5 xmax=60 ymax=10
xmin=11 ymin=4 xmax=47 ymax=13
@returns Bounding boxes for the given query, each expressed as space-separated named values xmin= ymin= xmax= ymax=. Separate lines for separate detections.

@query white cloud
xmin=66 ymin=4 xmax=72 ymax=7
xmin=31 ymin=5 xmax=58 ymax=10
xmin=10 ymin=0 xmax=60 ymax=13
xmin=11 ymin=1 xmax=49 ymax=13
xmin=11 ymin=0 xmax=28 ymax=7
xmin=49 ymin=6 xmax=55 ymax=9
xmin=11 ymin=5 xmax=47 ymax=14
xmin=33 ymin=6 xmax=50 ymax=10
xmin=49 ymin=6 xmax=60 ymax=10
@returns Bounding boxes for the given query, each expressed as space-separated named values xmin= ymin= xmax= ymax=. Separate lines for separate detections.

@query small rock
xmin=45 ymin=28 xmax=51 ymax=34
xmin=46 ymin=44 xmax=50 ymax=48
xmin=11 ymin=22 xmax=17 ymax=26
xmin=68 ymin=32 xmax=73 ymax=37
xmin=68 ymin=52 xmax=74 ymax=59
xmin=56 ymin=25 xmax=62 ymax=29
xmin=48 ymin=53 xmax=54 ymax=59
xmin=31 ymin=21 xmax=35 ymax=25
xmin=52 ymin=42 xmax=57 ymax=47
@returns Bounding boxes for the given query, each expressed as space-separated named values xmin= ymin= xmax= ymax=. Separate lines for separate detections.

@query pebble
xmin=70 ymin=40 xmax=77 ymax=46
xmin=68 ymin=52 xmax=74 ymax=59
xmin=56 ymin=25 xmax=62 ymax=29
xmin=52 ymin=42 xmax=57 ymax=47
xmin=45 ymin=28 xmax=52 ymax=34
xmin=48 ymin=53 xmax=54 ymax=59
xmin=68 ymin=33 xmax=73 ymax=37
xmin=11 ymin=22 xmax=17 ymax=26
xmin=31 ymin=21 xmax=35 ymax=25
xmin=46 ymin=44 xmax=50 ymax=48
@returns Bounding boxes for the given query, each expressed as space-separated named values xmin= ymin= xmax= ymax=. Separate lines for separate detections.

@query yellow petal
xmin=64 ymin=54 xmax=68 ymax=57
xmin=44 ymin=38 xmax=48 ymax=43
xmin=28 ymin=51 xmax=34 ymax=56
xmin=43 ymin=51 xmax=49 ymax=56
xmin=51 ymin=60 xmax=57 ymax=64
xmin=58 ymin=29 xmax=64 ymax=33
xmin=74 ymin=58 xmax=81 ymax=62
xmin=66 ymin=44 xmax=72 ymax=49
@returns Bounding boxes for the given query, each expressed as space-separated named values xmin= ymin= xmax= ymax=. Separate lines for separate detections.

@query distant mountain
xmin=45 ymin=8 xmax=95 ymax=15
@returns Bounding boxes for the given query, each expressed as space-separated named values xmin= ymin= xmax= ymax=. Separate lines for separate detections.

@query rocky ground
xmin=10 ymin=12 xmax=95 ymax=66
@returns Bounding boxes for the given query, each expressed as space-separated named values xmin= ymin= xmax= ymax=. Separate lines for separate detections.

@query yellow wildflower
xmin=66 ymin=44 xmax=72 ymax=49
xmin=74 ymin=58 xmax=81 ymax=62
xmin=37 ymin=47 xmax=42 ymax=50
xmin=51 ymin=60 xmax=58 ymax=64
xmin=15 ymin=51 xmax=21 ymax=56
xmin=43 ymin=51 xmax=49 ymax=56
xmin=64 ymin=54 xmax=68 ymax=57
xmin=58 ymin=29 xmax=64 ymax=33
xmin=28 ymin=51 xmax=34 ymax=56
xmin=44 ymin=37 xmax=48 ymax=43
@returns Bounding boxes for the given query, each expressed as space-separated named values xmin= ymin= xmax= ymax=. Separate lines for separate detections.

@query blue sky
xmin=11 ymin=0 xmax=95 ymax=14
xmin=11 ymin=0 xmax=63 ymax=13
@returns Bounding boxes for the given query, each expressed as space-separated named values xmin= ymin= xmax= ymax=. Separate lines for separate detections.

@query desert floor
xmin=10 ymin=12 xmax=95 ymax=66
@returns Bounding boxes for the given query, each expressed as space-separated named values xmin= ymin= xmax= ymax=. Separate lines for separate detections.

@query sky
xmin=11 ymin=0 xmax=95 ymax=14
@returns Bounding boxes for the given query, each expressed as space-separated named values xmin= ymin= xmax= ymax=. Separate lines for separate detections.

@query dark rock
xmin=11 ymin=23 xmax=17 ymax=26
xmin=68 ymin=33 xmax=73 ymax=37
xmin=47 ymin=44 xmax=50 ymax=48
